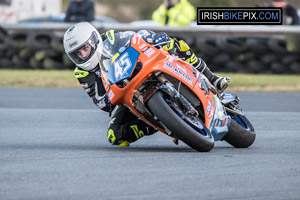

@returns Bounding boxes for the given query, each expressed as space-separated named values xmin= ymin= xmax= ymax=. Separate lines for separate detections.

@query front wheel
xmin=147 ymin=91 xmax=214 ymax=152
xmin=223 ymin=115 xmax=256 ymax=148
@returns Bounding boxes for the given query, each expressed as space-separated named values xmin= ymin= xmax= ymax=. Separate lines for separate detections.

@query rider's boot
xmin=120 ymin=125 xmax=155 ymax=146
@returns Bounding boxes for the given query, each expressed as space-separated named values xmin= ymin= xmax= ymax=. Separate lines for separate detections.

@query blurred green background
xmin=62 ymin=0 xmax=300 ymax=22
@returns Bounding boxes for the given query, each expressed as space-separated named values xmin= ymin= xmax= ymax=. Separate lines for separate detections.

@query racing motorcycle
xmin=100 ymin=31 xmax=255 ymax=152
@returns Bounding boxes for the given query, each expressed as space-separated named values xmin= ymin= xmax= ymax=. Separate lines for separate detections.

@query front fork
xmin=156 ymin=74 xmax=199 ymax=118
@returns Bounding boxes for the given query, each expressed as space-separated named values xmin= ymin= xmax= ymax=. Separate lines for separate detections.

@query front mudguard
xmin=143 ymin=85 xmax=176 ymax=104
xmin=143 ymin=83 xmax=176 ymax=104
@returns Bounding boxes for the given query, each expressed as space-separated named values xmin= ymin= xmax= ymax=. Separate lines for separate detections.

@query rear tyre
xmin=148 ymin=91 xmax=214 ymax=152
xmin=223 ymin=115 xmax=256 ymax=148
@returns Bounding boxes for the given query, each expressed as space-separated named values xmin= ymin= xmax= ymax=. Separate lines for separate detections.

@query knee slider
xmin=178 ymin=40 xmax=191 ymax=51
xmin=107 ymin=129 xmax=117 ymax=144
xmin=178 ymin=40 xmax=198 ymax=65
xmin=107 ymin=127 xmax=131 ymax=145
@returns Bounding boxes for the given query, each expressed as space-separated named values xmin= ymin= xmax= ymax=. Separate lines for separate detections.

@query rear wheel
xmin=147 ymin=91 xmax=214 ymax=152
xmin=223 ymin=114 xmax=256 ymax=148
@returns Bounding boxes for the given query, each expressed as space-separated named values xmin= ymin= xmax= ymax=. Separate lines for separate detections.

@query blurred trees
xmin=62 ymin=0 xmax=300 ymax=22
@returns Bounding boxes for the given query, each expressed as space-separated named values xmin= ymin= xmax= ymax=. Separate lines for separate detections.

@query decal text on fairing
xmin=163 ymin=62 xmax=193 ymax=85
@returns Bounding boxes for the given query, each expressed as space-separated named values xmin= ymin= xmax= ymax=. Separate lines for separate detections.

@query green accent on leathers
xmin=106 ymin=30 xmax=115 ymax=45
xmin=74 ymin=68 xmax=89 ymax=78
xmin=130 ymin=125 xmax=144 ymax=139
xmin=108 ymin=129 xmax=116 ymax=144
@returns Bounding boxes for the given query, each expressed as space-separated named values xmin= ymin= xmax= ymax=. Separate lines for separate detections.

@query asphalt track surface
xmin=1 ymin=88 xmax=300 ymax=200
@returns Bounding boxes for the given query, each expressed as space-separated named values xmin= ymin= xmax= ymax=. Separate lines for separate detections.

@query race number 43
xmin=114 ymin=53 xmax=132 ymax=79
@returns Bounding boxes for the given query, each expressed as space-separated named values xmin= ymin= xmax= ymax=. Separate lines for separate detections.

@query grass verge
xmin=0 ymin=70 xmax=300 ymax=92
xmin=0 ymin=70 xmax=79 ymax=88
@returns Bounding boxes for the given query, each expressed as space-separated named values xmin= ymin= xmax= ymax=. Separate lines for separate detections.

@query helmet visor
xmin=68 ymin=31 xmax=99 ymax=65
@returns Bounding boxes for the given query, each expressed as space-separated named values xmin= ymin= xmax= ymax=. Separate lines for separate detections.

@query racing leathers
xmin=74 ymin=29 xmax=228 ymax=146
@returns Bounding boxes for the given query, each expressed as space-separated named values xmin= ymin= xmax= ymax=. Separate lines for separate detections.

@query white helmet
xmin=63 ymin=22 xmax=103 ymax=71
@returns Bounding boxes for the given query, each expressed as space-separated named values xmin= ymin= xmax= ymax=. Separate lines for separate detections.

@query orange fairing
xmin=100 ymin=33 xmax=216 ymax=132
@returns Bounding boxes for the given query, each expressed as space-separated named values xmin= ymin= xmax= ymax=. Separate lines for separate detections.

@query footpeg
xmin=173 ymin=138 xmax=179 ymax=145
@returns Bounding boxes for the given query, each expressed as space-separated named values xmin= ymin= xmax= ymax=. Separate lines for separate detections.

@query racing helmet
xmin=63 ymin=22 xmax=103 ymax=71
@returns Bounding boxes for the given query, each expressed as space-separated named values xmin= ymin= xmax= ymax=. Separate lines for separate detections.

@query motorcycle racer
xmin=63 ymin=22 xmax=230 ymax=146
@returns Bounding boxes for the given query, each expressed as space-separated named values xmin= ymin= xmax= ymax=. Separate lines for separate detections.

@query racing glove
xmin=162 ymin=38 xmax=199 ymax=66
xmin=96 ymin=93 xmax=111 ymax=110
xmin=152 ymin=32 xmax=170 ymax=48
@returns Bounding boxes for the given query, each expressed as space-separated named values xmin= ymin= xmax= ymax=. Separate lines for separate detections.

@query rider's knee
xmin=107 ymin=129 xmax=118 ymax=144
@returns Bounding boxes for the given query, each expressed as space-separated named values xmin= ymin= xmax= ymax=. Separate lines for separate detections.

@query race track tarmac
xmin=1 ymin=88 xmax=300 ymax=200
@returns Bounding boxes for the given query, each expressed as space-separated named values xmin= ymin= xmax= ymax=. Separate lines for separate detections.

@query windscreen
xmin=100 ymin=31 xmax=135 ymax=72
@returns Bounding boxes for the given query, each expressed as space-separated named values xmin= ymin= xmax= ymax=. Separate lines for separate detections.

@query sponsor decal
xmin=119 ymin=47 xmax=125 ymax=53
xmin=138 ymin=30 xmax=151 ymax=36
xmin=164 ymin=62 xmax=173 ymax=69
xmin=208 ymin=96 xmax=229 ymax=133
xmin=132 ymin=35 xmax=137 ymax=44
xmin=142 ymin=46 xmax=149 ymax=52
xmin=212 ymin=95 xmax=216 ymax=110
xmin=139 ymin=44 xmax=146 ymax=49
xmin=105 ymin=86 xmax=110 ymax=93
xmin=144 ymin=48 xmax=155 ymax=57
xmin=132 ymin=33 xmax=141 ymax=45
xmin=69 ymin=40 xmax=78 ymax=48
xmin=174 ymin=68 xmax=193 ymax=85
xmin=206 ymin=100 xmax=215 ymax=119
xmin=101 ymin=74 xmax=110 ymax=93
xmin=104 ymin=82 xmax=108 ymax=90
xmin=95 ymin=70 xmax=101 ymax=77
xmin=206 ymin=101 xmax=211 ymax=116
xmin=108 ymin=90 xmax=115 ymax=100
xmin=213 ymin=118 xmax=229 ymax=129
xmin=176 ymin=64 xmax=187 ymax=73
xmin=163 ymin=62 xmax=193 ymax=85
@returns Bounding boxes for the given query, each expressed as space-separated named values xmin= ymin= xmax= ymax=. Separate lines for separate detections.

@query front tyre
xmin=147 ymin=91 xmax=214 ymax=152
xmin=223 ymin=115 xmax=256 ymax=148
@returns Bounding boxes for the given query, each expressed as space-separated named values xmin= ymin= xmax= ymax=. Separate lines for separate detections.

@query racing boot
xmin=117 ymin=127 xmax=154 ymax=147
xmin=118 ymin=141 xmax=130 ymax=147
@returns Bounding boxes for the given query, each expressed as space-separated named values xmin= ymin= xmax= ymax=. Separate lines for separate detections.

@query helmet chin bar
xmin=80 ymin=60 xmax=91 ymax=70
xmin=77 ymin=49 xmax=102 ymax=71
xmin=68 ymin=32 xmax=98 ymax=66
